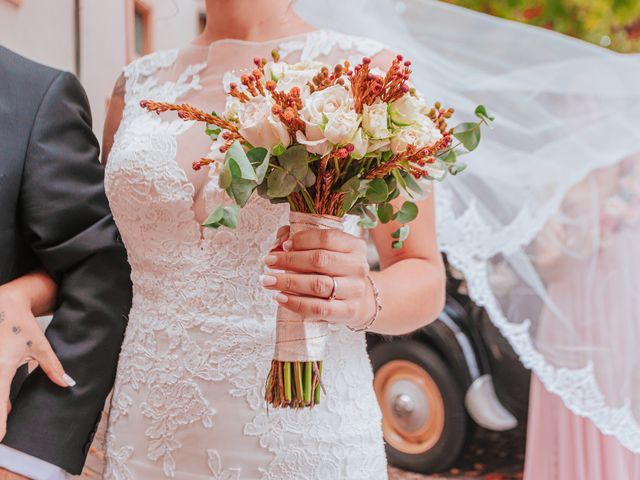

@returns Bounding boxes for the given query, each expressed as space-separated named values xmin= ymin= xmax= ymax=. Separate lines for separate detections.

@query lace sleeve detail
xmin=279 ymin=30 xmax=386 ymax=63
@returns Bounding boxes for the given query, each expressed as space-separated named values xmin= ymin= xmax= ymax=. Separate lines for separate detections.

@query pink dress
xmin=524 ymin=173 xmax=640 ymax=479
xmin=525 ymin=375 xmax=640 ymax=480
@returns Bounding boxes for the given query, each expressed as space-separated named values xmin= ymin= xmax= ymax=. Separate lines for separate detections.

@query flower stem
xmin=314 ymin=361 xmax=322 ymax=405
xmin=304 ymin=361 xmax=313 ymax=404
xmin=283 ymin=362 xmax=292 ymax=402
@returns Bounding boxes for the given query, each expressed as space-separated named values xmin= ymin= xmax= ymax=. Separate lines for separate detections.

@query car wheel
xmin=370 ymin=340 xmax=467 ymax=474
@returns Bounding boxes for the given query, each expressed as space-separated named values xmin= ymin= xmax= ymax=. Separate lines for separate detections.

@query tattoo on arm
xmin=12 ymin=325 xmax=21 ymax=335
xmin=112 ymin=74 xmax=126 ymax=99
xmin=0 ymin=311 xmax=5 ymax=324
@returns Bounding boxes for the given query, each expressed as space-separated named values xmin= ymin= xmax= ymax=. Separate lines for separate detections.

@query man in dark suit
xmin=0 ymin=46 xmax=132 ymax=479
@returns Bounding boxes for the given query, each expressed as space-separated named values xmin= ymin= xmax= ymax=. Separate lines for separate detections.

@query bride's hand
xmin=261 ymin=228 xmax=376 ymax=329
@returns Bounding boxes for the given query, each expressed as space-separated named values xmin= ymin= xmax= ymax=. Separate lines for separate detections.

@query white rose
xmin=389 ymin=94 xmax=425 ymax=126
xmin=362 ymin=102 xmax=390 ymax=139
xmin=324 ymin=110 xmax=359 ymax=146
xmin=390 ymin=120 xmax=443 ymax=154
xmin=298 ymin=85 xmax=354 ymax=153
xmin=350 ymin=128 xmax=369 ymax=159
xmin=238 ymin=96 xmax=291 ymax=151
xmin=301 ymin=85 xmax=352 ymax=124
xmin=276 ymin=61 xmax=324 ymax=93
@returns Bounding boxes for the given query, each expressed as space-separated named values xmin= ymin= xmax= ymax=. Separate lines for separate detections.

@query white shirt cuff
xmin=0 ymin=444 xmax=67 ymax=480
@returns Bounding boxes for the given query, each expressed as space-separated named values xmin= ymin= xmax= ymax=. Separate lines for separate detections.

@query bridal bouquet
xmin=141 ymin=51 xmax=492 ymax=408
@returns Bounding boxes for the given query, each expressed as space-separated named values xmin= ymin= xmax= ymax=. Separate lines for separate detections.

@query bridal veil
xmin=295 ymin=0 xmax=640 ymax=452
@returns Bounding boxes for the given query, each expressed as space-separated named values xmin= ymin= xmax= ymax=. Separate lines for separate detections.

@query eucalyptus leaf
xmin=220 ymin=204 xmax=241 ymax=228
xmin=266 ymin=168 xmax=297 ymax=198
xmin=279 ymin=145 xmax=310 ymax=181
xmin=448 ymin=162 xmax=468 ymax=175
xmin=302 ymin=168 xmax=316 ymax=187
xmin=395 ymin=201 xmax=419 ymax=224
xmin=226 ymin=141 xmax=258 ymax=181
xmin=202 ymin=204 xmax=240 ymax=229
xmin=218 ymin=162 xmax=233 ymax=189
xmin=387 ymin=187 xmax=400 ymax=201
xmin=453 ymin=122 xmax=481 ymax=152
xmin=474 ymin=105 xmax=495 ymax=123
xmin=400 ymin=171 xmax=424 ymax=195
xmin=341 ymin=191 xmax=359 ymax=213
xmin=338 ymin=176 xmax=362 ymax=193
xmin=439 ymin=148 xmax=457 ymax=165
xmin=272 ymin=143 xmax=286 ymax=156
xmin=247 ymin=147 xmax=270 ymax=183
xmin=366 ymin=178 xmax=389 ymax=203
xmin=202 ymin=205 xmax=224 ymax=227
xmin=377 ymin=203 xmax=395 ymax=224
xmin=391 ymin=225 xmax=410 ymax=241
xmin=228 ymin=178 xmax=256 ymax=207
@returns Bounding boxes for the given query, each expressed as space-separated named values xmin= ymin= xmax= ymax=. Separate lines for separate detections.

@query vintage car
xmin=366 ymin=262 xmax=530 ymax=473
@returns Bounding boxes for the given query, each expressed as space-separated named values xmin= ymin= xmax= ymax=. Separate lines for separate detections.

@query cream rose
xmin=362 ymin=101 xmax=390 ymax=139
xmin=275 ymin=61 xmax=324 ymax=93
xmin=389 ymin=94 xmax=425 ymax=126
xmin=298 ymin=85 xmax=354 ymax=153
xmin=324 ymin=110 xmax=360 ymax=146
xmin=390 ymin=120 xmax=443 ymax=154
xmin=238 ymin=96 xmax=291 ymax=151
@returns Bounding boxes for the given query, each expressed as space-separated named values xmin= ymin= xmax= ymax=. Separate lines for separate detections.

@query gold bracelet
xmin=348 ymin=275 xmax=382 ymax=332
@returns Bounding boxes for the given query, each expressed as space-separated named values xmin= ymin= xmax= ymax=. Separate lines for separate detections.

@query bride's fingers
xmin=263 ymin=250 xmax=368 ymax=277
xmin=275 ymin=293 xmax=353 ymax=322
xmin=283 ymin=228 xmax=366 ymax=254
xmin=260 ymin=273 xmax=358 ymax=300
xmin=271 ymin=226 xmax=290 ymax=251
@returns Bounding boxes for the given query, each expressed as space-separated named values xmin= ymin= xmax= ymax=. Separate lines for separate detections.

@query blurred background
xmin=1 ymin=0 xmax=639 ymax=141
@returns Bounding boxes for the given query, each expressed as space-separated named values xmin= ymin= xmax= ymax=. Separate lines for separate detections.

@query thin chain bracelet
xmin=348 ymin=275 xmax=382 ymax=332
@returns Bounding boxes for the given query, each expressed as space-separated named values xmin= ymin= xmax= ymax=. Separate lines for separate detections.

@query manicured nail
xmin=260 ymin=275 xmax=277 ymax=287
xmin=271 ymin=237 xmax=283 ymax=250
xmin=282 ymin=240 xmax=293 ymax=252
xmin=62 ymin=373 xmax=76 ymax=387
xmin=275 ymin=293 xmax=288 ymax=304
xmin=263 ymin=255 xmax=277 ymax=265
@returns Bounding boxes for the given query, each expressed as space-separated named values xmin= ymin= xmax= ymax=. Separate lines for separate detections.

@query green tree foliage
xmin=443 ymin=0 xmax=640 ymax=52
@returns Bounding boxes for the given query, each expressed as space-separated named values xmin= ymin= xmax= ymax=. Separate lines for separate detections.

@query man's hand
xmin=0 ymin=274 xmax=74 ymax=442
xmin=0 ymin=467 xmax=29 ymax=479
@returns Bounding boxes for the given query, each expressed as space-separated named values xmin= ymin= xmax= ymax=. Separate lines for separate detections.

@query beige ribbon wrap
xmin=273 ymin=211 xmax=344 ymax=362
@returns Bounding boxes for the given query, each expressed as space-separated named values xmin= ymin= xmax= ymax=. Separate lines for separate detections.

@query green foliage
xmin=443 ymin=0 xmax=640 ymax=53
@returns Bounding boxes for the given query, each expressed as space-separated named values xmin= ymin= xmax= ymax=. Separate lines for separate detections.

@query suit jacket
xmin=0 ymin=46 xmax=132 ymax=474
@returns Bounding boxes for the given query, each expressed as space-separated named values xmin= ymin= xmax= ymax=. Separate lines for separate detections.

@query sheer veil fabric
xmin=294 ymin=0 xmax=640 ymax=452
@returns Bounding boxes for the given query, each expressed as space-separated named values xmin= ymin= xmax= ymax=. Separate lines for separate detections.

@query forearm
xmin=368 ymin=257 xmax=445 ymax=335
xmin=0 ymin=270 xmax=57 ymax=317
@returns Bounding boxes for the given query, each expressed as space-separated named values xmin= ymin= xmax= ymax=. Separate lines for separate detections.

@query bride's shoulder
xmin=122 ymin=48 xmax=181 ymax=81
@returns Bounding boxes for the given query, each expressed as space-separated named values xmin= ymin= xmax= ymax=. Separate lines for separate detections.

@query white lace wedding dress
xmin=103 ymin=30 xmax=388 ymax=480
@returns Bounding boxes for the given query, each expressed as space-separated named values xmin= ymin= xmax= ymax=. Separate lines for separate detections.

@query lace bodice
xmin=103 ymin=30 xmax=388 ymax=479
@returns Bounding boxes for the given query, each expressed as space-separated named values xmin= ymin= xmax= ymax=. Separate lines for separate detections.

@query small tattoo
xmin=0 ymin=311 xmax=5 ymax=323
xmin=112 ymin=74 xmax=126 ymax=98
xmin=12 ymin=325 xmax=21 ymax=335
xmin=26 ymin=340 xmax=33 ymax=348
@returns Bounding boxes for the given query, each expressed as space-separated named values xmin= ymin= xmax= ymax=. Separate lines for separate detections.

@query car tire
xmin=370 ymin=339 xmax=467 ymax=474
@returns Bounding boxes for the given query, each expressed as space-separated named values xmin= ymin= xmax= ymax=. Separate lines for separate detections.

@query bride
xmin=100 ymin=0 xmax=445 ymax=478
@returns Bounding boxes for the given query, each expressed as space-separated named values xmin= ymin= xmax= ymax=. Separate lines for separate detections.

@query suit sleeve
xmin=2 ymin=71 xmax=133 ymax=475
